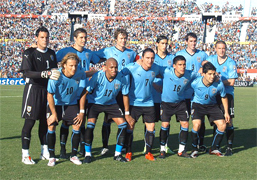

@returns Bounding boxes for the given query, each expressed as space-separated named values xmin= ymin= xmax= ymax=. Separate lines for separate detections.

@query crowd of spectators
xmin=200 ymin=2 xmax=243 ymax=15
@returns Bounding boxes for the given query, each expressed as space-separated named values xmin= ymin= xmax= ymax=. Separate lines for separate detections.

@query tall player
xmin=20 ymin=26 xmax=60 ymax=164
xmin=175 ymin=33 xmax=208 ymax=152
xmin=206 ymin=41 xmax=238 ymax=156
xmin=190 ymin=62 xmax=230 ymax=158
xmin=94 ymin=28 xmax=138 ymax=156
xmin=46 ymin=53 xmax=87 ymax=166
xmin=56 ymin=28 xmax=100 ymax=158
xmin=121 ymin=48 xmax=160 ymax=161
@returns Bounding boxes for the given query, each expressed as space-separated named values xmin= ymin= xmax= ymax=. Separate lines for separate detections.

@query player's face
xmin=116 ymin=34 xmax=127 ymax=49
xmin=106 ymin=61 xmax=118 ymax=78
xmin=186 ymin=37 xmax=197 ymax=51
xmin=63 ymin=59 xmax=78 ymax=77
xmin=215 ymin=43 xmax=226 ymax=58
xmin=36 ymin=31 xmax=49 ymax=50
xmin=141 ymin=52 xmax=155 ymax=70
xmin=173 ymin=60 xmax=186 ymax=77
xmin=74 ymin=32 xmax=87 ymax=48
xmin=203 ymin=70 xmax=216 ymax=84
xmin=157 ymin=39 xmax=168 ymax=54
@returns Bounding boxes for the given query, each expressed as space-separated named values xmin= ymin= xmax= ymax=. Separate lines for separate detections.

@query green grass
xmin=0 ymin=85 xmax=256 ymax=179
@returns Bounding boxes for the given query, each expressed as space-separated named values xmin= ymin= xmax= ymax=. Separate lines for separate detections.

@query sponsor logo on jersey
xmin=50 ymin=55 xmax=54 ymax=61
xmin=152 ymin=72 xmax=155 ymax=77
xmin=197 ymin=57 xmax=201 ymax=62
xmin=223 ymin=66 xmax=227 ymax=72
xmin=37 ymin=57 xmax=41 ymax=61
xmin=114 ymin=83 xmax=120 ymax=89
xmin=137 ymin=73 xmax=141 ymax=77
xmin=212 ymin=88 xmax=217 ymax=94
xmin=27 ymin=106 xmax=32 ymax=113
xmin=24 ymin=54 xmax=29 ymax=59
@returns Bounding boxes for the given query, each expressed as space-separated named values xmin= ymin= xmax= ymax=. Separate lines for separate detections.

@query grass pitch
xmin=0 ymin=85 xmax=256 ymax=179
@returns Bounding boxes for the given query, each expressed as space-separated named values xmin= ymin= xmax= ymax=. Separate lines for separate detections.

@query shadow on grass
xmin=0 ymin=135 xmax=21 ymax=140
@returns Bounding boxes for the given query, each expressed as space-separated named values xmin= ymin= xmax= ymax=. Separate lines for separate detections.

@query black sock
xmin=116 ymin=122 xmax=127 ymax=154
xmin=80 ymin=125 xmax=85 ymax=152
xmin=102 ymin=121 xmax=111 ymax=148
xmin=47 ymin=130 xmax=56 ymax=158
xmin=198 ymin=121 xmax=205 ymax=146
xmin=166 ymin=124 xmax=170 ymax=144
xmin=179 ymin=127 xmax=188 ymax=146
xmin=191 ymin=129 xmax=199 ymax=151
xmin=21 ymin=119 xmax=35 ymax=149
xmin=226 ymin=126 xmax=234 ymax=148
xmin=71 ymin=129 xmax=80 ymax=157
xmin=160 ymin=126 xmax=169 ymax=147
xmin=84 ymin=122 xmax=95 ymax=153
xmin=60 ymin=123 xmax=69 ymax=152
xmin=125 ymin=129 xmax=133 ymax=153
xmin=211 ymin=129 xmax=224 ymax=151
xmin=145 ymin=130 xmax=155 ymax=154
xmin=38 ymin=118 xmax=47 ymax=145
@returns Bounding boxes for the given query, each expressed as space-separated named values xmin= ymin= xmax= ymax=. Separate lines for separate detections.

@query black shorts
xmin=191 ymin=102 xmax=224 ymax=126
xmin=21 ymin=84 xmax=47 ymax=120
xmin=154 ymin=103 xmax=161 ymax=122
xmin=130 ymin=105 xmax=156 ymax=123
xmin=161 ymin=101 xmax=189 ymax=122
xmin=185 ymin=99 xmax=191 ymax=115
xmin=88 ymin=103 xmax=124 ymax=120
xmin=47 ymin=104 xmax=79 ymax=126
xmin=216 ymin=94 xmax=235 ymax=118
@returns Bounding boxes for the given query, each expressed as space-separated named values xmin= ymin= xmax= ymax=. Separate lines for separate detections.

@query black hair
xmin=35 ymin=26 xmax=49 ymax=37
xmin=74 ymin=28 xmax=87 ymax=38
xmin=173 ymin=55 xmax=186 ymax=65
xmin=142 ymin=48 xmax=155 ymax=57
xmin=203 ymin=62 xmax=216 ymax=73
xmin=185 ymin=32 xmax=197 ymax=41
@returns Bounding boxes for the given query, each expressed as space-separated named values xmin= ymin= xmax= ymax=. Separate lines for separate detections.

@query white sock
xmin=178 ymin=144 xmax=185 ymax=153
xmin=160 ymin=145 xmax=165 ymax=152
xmin=42 ymin=145 xmax=49 ymax=155
xmin=114 ymin=151 xmax=121 ymax=157
xmin=22 ymin=149 xmax=29 ymax=157
xmin=85 ymin=152 xmax=91 ymax=157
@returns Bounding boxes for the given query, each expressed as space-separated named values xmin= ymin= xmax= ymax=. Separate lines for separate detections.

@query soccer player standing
xmin=94 ymin=28 xmax=138 ymax=156
xmin=46 ymin=53 xmax=87 ymax=166
xmin=175 ymin=33 xmax=208 ymax=151
xmin=190 ymin=62 xmax=230 ymax=158
xmin=20 ymin=26 xmax=60 ymax=164
xmin=206 ymin=41 xmax=238 ymax=156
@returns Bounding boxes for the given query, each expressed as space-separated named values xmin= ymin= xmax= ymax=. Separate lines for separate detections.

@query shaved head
xmin=106 ymin=58 xmax=118 ymax=67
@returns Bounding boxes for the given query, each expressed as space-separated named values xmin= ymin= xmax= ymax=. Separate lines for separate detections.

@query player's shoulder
xmin=175 ymin=49 xmax=185 ymax=56
xmin=206 ymin=55 xmax=216 ymax=61
xmin=192 ymin=76 xmax=202 ymax=84
xmin=24 ymin=47 xmax=37 ymax=54
xmin=47 ymin=48 xmax=56 ymax=54
xmin=83 ymin=48 xmax=93 ymax=53
xmin=226 ymin=56 xmax=237 ymax=64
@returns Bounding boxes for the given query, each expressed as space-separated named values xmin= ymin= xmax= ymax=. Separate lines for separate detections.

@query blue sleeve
xmin=56 ymin=49 xmax=65 ymax=62
xmin=91 ymin=52 xmax=101 ymax=64
xmin=121 ymin=75 xmax=130 ymax=95
xmin=121 ymin=65 xmax=132 ymax=76
xmin=47 ymin=79 xmax=58 ymax=94
xmin=219 ymin=82 xmax=227 ymax=98
xmin=94 ymin=48 xmax=107 ymax=59
xmin=227 ymin=61 xmax=238 ymax=79
xmin=86 ymin=72 xmax=99 ymax=93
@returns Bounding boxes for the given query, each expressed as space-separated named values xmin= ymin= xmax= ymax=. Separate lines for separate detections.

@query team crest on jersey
xmin=114 ymin=83 xmax=120 ymax=89
xmin=184 ymin=79 xmax=188 ymax=84
xmin=197 ymin=57 xmax=201 ymax=62
xmin=152 ymin=71 xmax=155 ymax=77
xmin=223 ymin=66 xmax=227 ymax=72
xmin=127 ymin=53 xmax=130 ymax=59
xmin=233 ymin=65 xmax=236 ymax=70
xmin=50 ymin=55 xmax=54 ymax=61
xmin=168 ymin=60 xmax=172 ymax=66
xmin=212 ymin=88 xmax=217 ymax=94
xmin=27 ymin=106 xmax=32 ymax=113
xmin=85 ymin=53 xmax=89 ymax=59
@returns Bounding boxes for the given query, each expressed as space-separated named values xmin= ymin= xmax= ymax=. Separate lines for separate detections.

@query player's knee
xmin=192 ymin=120 xmax=201 ymax=131
xmin=161 ymin=122 xmax=169 ymax=128
xmin=216 ymin=120 xmax=226 ymax=132
xmin=180 ymin=121 xmax=189 ymax=128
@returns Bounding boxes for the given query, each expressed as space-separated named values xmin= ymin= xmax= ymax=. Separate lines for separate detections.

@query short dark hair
xmin=114 ymin=28 xmax=128 ymax=39
xmin=74 ymin=28 xmax=87 ymax=38
xmin=185 ymin=32 xmax=197 ymax=41
xmin=142 ymin=48 xmax=155 ymax=57
xmin=215 ymin=40 xmax=227 ymax=48
xmin=35 ymin=26 xmax=49 ymax=37
xmin=203 ymin=62 xmax=216 ymax=73
xmin=173 ymin=55 xmax=186 ymax=65
xmin=156 ymin=35 xmax=168 ymax=43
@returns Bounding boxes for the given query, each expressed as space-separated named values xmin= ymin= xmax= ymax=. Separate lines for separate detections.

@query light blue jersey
xmin=191 ymin=77 xmax=226 ymax=105
xmin=86 ymin=70 xmax=129 ymax=105
xmin=207 ymin=55 xmax=238 ymax=97
xmin=95 ymin=46 xmax=137 ymax=71
xmin=121 ymin=62 xmax=160 ymax=107
xmin=152 ymin=53 xmax=174 ymax=103
xmin=176 ymin=49 xmax=208 ymax=99
xmin=56 ymin=47 xmax=100 ymax=71
xmin=47 ymin=68 xmax=87 ymax=105
xmin=160 ymin=67 xmax=199 ymax=103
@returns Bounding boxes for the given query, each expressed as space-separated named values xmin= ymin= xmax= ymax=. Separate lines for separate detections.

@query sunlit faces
xmin=186 ymin=36 xmax=197 ymax=51
xmin=157 ymin=39 xmax=168 ymax=54
xmin=203 ymin=70 xmax=216 ymax=85
xmin=116 ymin=33 xmax=127 ymax=50
xmin=36 ymin=32 xmax=49 ymax=50
xmin=215 ymin=43 xmax=226 ymax=58
xmin=173 ymin=60 xmax=186 ymax=77
xmin=74 ymin=32 xmax=87 ymax=48
xmin=63 ymin=59 xmax=78 ymax=77
xmin=105 ymin=60 xmax=118 ymax=79
xmin=141 ymin=51 xmax=155 ymax=70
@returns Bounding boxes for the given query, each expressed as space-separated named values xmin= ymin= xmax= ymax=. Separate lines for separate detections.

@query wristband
xmin=125 ymin=111 xmax=130 ymax=115
xmin=80 ymin=109 xmax=85 ymax=113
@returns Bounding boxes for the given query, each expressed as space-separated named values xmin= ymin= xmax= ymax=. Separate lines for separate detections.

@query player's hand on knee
xmin=47 ymin=115 xmax=58 ymax=126
xmin=73 ymin=114 xmax=83 ymax=126
xmin=125 ymin=115 xmax=135 ymax=128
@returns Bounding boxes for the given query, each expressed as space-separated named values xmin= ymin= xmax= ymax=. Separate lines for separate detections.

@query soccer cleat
xmin=40 ymin=152 xmax=50 ymax=160
xmin=145 ymin=152 xmax=156 ymax=161
xmin=125 ymin=152 xmax=132 ymax=162
xmin=70 ymin=156 xmax=82 ymax=165
xmin=22 ymin=156 xmax=35 ymax=165
xmin=159 ymin=151 xmax=166 ymax=159
xmin=47 ymin=158 xmax=56 ymax=167
xmin=199 ymin=145 xmax=207 ymax=153
xmin=190 ymin=150 xmax=199 ymax=158
xmin=100 ymin=148 xmax=109 ymax=156
xmin=114 ymin=154 xmax=127 ymax=162
xmin=177 ymin=150 xmax=191 ymax=158
xmin=83 ymin=156 xmax=92 ymax=164
xmin=225 ymin=147 xmax=233 ymax=156
xmin=165 ymin=146 xmax=175 ymax=154
xmin=209 ymin=149 xmax=224 ymax=157
xmin=59 ymin=150 xmax=68 ymax=159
